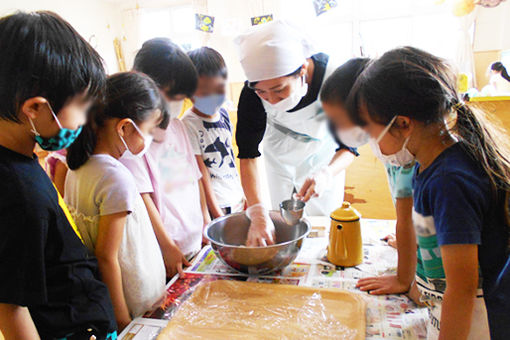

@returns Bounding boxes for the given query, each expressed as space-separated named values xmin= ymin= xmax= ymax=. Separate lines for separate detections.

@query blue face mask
xmin=28 ymin=102 xmax=83 ymax=151
xmin=193 ymin=94 xmax=226 ymax=116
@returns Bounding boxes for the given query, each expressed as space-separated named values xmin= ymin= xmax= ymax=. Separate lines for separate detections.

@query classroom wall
xmin=473 ymin=1 xmax=510 ymax=88
xmin=474 ymin=1 xmax=510 ymax=53
xmin=0 ymin=0 xmax=123 ymax=74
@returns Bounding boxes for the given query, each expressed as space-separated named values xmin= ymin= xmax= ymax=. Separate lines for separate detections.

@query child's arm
xmin=195 ymin=155 xmax=224 ymax=218
xmin=356 ymin=196 xmax=416 ymax=294
xmin=53 ymin=159 xmax=68 ymax=197
xmin=439 ymin=244 xmax=479 ymax=340
xmin=0 ymin=303 xmax=40 ymax=339
xmin=198 ymin=179 xmax=211 ymax=245
xmin=141 ymin=193 xmax=190 ymax=277
xmin=96 ymin=212 xmax=131 ymax=331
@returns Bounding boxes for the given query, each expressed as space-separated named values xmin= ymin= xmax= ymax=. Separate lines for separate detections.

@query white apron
xmin=262 ymin=59 xmax=344 ymax=216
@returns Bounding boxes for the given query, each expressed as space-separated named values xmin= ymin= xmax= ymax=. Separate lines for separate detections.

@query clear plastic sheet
xmin=158 ymin=280 xmax=365 ymax=340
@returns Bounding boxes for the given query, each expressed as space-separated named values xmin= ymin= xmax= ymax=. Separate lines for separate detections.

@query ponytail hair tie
xmin=453 ymin=101 xmax=464 ymax=110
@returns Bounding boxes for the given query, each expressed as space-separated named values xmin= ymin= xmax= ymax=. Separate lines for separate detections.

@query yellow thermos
xmin=327 ymin=202 xmax=363 ymax=267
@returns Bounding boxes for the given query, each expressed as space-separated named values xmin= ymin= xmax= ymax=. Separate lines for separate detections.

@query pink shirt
xmin=120 ymin=119 xmax=203 ymax=255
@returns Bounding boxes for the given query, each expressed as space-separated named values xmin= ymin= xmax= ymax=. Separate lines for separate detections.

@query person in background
xmin=182 ymin=47 xmax=246 ymax=219
xmin=489 ymin=61 xmax=510 ymax=95
xmin=65 ymin=72 xmax=166 ymax=330
xmin=124 ymin=38 xmax=209 ymax=270
xmin=320 ymin=58 xmax=418 ymax=298
xmin=0 ymin=11 xmax=116 ymax=339
xmin=348 ymin=46 xmax=510 ymax=340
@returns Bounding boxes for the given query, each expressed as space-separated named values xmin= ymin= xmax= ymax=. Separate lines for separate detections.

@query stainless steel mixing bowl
xmin=204 ymin=211 xmax=310 ymax=275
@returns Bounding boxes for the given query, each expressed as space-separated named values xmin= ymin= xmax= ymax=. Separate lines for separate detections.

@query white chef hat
xmin=234 ymin=20 xmax=315 ymax=82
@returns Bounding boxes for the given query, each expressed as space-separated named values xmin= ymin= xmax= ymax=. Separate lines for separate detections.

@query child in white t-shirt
xmin=121 ymin=38 xmax=210 ymax=272
xmin=65 ymin=72 xmax=166 ymax=330
xmin=182 ymin=47 xmax=245 ymax=216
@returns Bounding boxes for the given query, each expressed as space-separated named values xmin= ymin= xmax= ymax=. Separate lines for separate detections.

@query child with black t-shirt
xmin=0 ymin=11 xmax=116 ymax=339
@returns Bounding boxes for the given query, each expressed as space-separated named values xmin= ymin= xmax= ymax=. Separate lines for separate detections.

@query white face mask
xmin=168 ymin=100 xmax=184 ymax=119
xmin=336 ymin=126 xmax=370 ymax=148
xmin=369 ymin=115 xmax=414 ymax=167
xmin=119 ymin=120 xmax=153 ymax=158
xmin=262 ymin=75 xmax=308 ymax=113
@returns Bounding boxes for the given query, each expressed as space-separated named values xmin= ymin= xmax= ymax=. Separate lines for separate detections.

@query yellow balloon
xmin=458 ymin=73 xmax=469 ymax=93
xmin=452 ymin=0 xmax=476 ymax=17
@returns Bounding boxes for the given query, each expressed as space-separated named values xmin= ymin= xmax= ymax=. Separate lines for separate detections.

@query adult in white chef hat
xmin=234 ymin=20 xmax=357 ymax=247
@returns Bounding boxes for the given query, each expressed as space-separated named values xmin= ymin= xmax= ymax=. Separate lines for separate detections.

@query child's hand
xmin=356 ymin=275 xmax=410 ymax=295
xmin=382 ymin=233 xmax=397 ymax=249
xmin=245 ymin=204 xmax=276 ymax=247
xmin=162 ymin=242 xmax=190 ymax=277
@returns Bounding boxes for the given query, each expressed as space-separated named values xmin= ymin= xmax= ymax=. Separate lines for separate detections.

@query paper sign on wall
xmin=313 ymin=0 xmax=338 ymax=16
xmin=195 ymin=13 xmax=215 ymax=33
xmin=251 ymin=14 xmax=273 ymax=26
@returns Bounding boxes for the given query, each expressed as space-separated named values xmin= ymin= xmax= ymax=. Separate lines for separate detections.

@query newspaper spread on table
xmin=120 ymin=218 xmax=428 ymax=340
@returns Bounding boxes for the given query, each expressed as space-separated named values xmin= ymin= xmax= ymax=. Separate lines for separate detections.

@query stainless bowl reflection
xmin=204 ymin=211 xmax=310 ymax=275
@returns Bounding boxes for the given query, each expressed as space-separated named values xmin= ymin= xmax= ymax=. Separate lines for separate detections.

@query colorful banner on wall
xmin=251 ymin=14 xmax=273 ymax=26
xmin=313 ymin=0 xmax=338 ymax=16
xmin=195 ymin=13 xmax=215 ymax=33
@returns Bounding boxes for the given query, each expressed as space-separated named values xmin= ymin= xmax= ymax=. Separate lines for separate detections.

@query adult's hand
xmin=297 ymin=166 xmax=333 ymax=202
xmin=245 ymin=203 xmax=276 ymax=247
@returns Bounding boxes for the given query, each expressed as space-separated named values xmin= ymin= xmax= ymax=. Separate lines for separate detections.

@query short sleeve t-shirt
xmin=65 ymin=154 xmax=166 ymax=317
xmin=182 ymin=108 xmax=245 ymax=210
xmin=385 ymin=163 xmax=416 ymax=204
xmin=0 ymin=145 xmax=116 ymax=338
xmin=413 ymin=142 xmax=509 ymax=339
xmin=121 ymin=119 xmax=204 ymax=255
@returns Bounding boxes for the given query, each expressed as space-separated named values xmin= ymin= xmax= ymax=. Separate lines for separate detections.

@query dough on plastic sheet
xmin=158 ymin=280 xmax=366 ymax=340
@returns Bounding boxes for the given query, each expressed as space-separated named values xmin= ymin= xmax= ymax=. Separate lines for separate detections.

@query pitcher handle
xmin=334 ymin=223 xmax=348 ymax=260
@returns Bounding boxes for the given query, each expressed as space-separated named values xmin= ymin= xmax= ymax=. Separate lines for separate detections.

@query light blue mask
xmin=193 ymin=94 xmax=226 ymax=116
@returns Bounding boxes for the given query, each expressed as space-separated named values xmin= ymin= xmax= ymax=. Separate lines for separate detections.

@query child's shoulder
xmin=82 ymin=154 xmax=136 ymax=189
xmin=180 ymin=108 xmax=198 ymax=123
xmin=418 ymin=143 xmax=490 ymax=196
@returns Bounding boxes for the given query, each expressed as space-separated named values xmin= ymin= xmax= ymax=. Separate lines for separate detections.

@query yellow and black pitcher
xmin=327 ymin=202 xmax=363 ymax=267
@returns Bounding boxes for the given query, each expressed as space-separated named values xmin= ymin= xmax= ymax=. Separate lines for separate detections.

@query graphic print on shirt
xmin=203 ymin=136 xmax=236 ymax=169
xmin=413 ymin=210 xmax=446 ymax=301
xmin=182 ymin=107 xmax=245 ymax=209
xmin=413 ymin=209 xmax=484 ymax=300
xmin=199 ymin=110 xmax=237 ymax=177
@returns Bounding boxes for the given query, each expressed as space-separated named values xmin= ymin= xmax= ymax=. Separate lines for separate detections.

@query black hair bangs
xmin=188 ymin=47 xmax=228 ymax=79
xmin=0 ymin=11 xmax=105 ymax=122
xmin=133 ymin=38 xmax=198 ymax=98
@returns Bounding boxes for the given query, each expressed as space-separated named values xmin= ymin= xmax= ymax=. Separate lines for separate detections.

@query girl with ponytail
xmin=489 ymin=61 xmax=510 ymax=95
xmin=348 ymin=46 xmax=510 ymax=340
xmin=65 ymin=72 xmax=167 ymax=330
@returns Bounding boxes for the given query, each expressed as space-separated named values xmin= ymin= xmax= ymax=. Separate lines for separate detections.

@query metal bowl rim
xmin=279 ymin=199 xmax=305 ymax=210
xmin=204 ymin=211 xmax=311 ymax=249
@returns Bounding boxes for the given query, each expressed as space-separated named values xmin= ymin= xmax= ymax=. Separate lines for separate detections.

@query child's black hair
xmin=158 ymin=101 xmax=171 ymax=130
xmin=491 ymin=61 xmax=510 ymax=82
xmin=348 ymin=46 xmax=510 ymax=194
xmin=67 ymin=72 xmax=163 ymax=170
xmin=0 ymin=11 xmax=105 ymax=123
xmin=133 ymin=38 xmax=198 ymax=98
xmin=187 ymin=47 xmax=228 ymax=79
xmin=320 ymin=58 xmax=371 ymax=104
